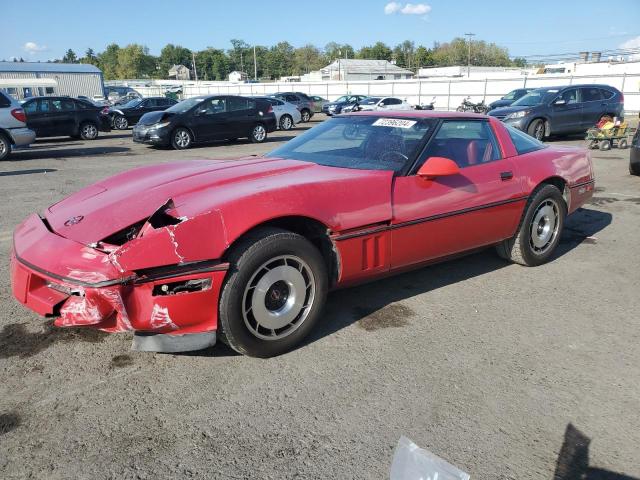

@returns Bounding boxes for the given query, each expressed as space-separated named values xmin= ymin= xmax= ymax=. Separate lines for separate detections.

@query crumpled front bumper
xmin=11 ymin=214 xmax=228 ymax=343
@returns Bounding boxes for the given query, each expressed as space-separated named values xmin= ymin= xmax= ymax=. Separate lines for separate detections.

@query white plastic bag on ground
xmin=390 ymin=436 xmax=470 ymax=480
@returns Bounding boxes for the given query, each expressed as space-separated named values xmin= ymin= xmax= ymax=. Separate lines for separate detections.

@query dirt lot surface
xmin=0 ymin=117 xmax=638 ymax=479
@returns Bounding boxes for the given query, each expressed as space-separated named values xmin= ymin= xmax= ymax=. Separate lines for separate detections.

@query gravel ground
xmin=0 ymin=116 xmax=638 ymax=479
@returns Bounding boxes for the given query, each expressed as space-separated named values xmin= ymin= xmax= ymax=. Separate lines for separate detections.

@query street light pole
xmin=464 ymin=32 xmax=475 ymax=78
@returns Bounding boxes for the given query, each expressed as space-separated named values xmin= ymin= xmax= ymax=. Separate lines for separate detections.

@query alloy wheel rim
xmin=281 ymin=116 xmax=292 ymax=130
xmin=242 ymin=255 xmax=316 ymax=341
xmin=529 ymin=199 xmax=560 ymax=254
xmin=253 ymin=125 xmax=266 ymax=141
xmin=176 ymin=130 xmax=190 ymax=147
xmin=302 ymin=111 xmax=310 ymax=122
xmin=115 ymin=117 xmax=127 ymax=129
xmin=83 ymin=124 xmax=97 ymax=138
xmin=534 ymin=123 xmax=544 ymax=140
xmin=0 ymin=139 xmax=6 ymax=156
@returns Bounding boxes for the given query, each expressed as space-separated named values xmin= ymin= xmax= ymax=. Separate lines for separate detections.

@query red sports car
xmin=10 ymin=111 xmax=594 ymax=357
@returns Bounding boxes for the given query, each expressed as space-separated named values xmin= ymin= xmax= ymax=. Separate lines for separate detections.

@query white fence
xmin=134 ymin=72 xmax=640 ymax=112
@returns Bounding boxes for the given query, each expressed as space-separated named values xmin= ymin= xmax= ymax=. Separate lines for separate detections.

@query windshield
xmin=334 ymin=96 xmax=349 ymax=103
xmin=360 ymin=97 xmax=381 ymax=105
xmin=266 ymin=116 xmax=435 ymax=173
xmin=122 ymin=99 xmax=143 ymax=108
xmin=512 ymin=89 xmax=555 ymax=107
xmin=167 ymin=97 xmax=203 ymax=114
xmin=502 ymin=91 xmax=517 ymax=100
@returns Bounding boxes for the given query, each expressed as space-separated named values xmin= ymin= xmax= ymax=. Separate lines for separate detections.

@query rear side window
xmin=285 ymin=94 xmax=298 ymax=102
xmin=506 ymin=125 xmax=545 ymax=155
xmin=581 ymin=87 xmax=602 ymax=102
xmin=0 ymin=92 xmax=11 ymax=108
xmin=228 ymin=97 xmax=255 ymax=111
xmin=424 ymin=120 xmax=501 ymax=168
xmin=600 ymin=89 xmax=615 ymax=100
xmin=23 ymin=101 xmax=37 ymax=114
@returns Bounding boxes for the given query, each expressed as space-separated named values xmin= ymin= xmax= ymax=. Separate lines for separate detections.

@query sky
xmin=2 ymin=0 xmax=639 ymax=62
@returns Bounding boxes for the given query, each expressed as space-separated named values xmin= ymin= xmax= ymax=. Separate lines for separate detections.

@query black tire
xmin=528 ymin=119 xmax=546 ymax=141
xmin=171 ymin=127 xmax=192 ymax=150
xmin=630 ymin=162 xmax=640 ymax=176
xmin=300 ymin=109 xmax=311 ymax=123
xmin=618 ymin=138 xmax=628 ymax=149
xmin=496 ymin=184 xmax=566 ymax=267
xmin=249 ymin=123 xmax=267 ymax=143
xmin=0 ymin=133 xmax=10 ymax=161
xmin=79 ymin=122 xmax=99 ymax=140
xmin=113 ymin=115 xmax=128 ymax=130
xmin=279 ymin=114 xmax=294 ymax=131
xmin=219 ymin=227 xmax=328 ymax=357
xmin=599 ymin=140 xmax=611 ymax=151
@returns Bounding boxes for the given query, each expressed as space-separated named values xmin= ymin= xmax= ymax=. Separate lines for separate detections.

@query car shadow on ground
xmin=34 ymin=134 xmax=132 ymax=143
xmin=9 ymin=146 xmax=132 ymax=161
xmin=554 ymin=423 xmax=638 ymax=480
xmin=191 ymin=207 xmax=611 ymax=358
xmin=0 ymin=168 xmax=57 ymax=177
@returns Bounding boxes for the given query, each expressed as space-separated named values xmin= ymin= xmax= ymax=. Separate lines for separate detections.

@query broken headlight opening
xmin=47 ymin=282 xmax=82 ymax=296
xmin=152 ymin=278 xmax=212 ymax=296
xmin=101 ymin=219 xmax=147 ymax=246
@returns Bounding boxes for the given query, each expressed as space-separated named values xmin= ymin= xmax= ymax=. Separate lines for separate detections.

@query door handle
xmin=500 ymin=171 xmax=513 ymax=181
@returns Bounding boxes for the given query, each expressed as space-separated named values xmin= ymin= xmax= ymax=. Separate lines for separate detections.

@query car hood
xmin=489 ymin=99 xmax=512 ymax=109
xmin=325 ymin=101 xmax=347 ymax=107
xmin=489 ymin=105 xmax=538 ymax=116
xmin=137 ymin=111 xmax=174 ymax=125
xmin=45 ymin=157 xmax=393 ymax=245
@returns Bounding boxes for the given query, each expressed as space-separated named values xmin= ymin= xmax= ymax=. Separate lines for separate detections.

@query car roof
xmin=347 ymin=110 xmax=488 ymax=119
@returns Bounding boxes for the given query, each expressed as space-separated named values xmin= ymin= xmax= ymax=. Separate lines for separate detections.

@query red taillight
xmin=267 ymin=105 xmax=273 ymax=113
xmin=11 ymin=108 xmax=26 ymax=123
xmin=619 ymin=92 xmax=624 ymax=103
xmin=101 ymin=106 xmax=110 ymax=115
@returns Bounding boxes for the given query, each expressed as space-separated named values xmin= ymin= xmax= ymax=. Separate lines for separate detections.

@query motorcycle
xmin=414 ymin=96 xmax=436 ymax=110
xmin=456 ymin=96 xmax=489 ymax=114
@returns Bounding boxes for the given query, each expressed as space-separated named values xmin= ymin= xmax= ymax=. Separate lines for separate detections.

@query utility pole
xmin=464 ymin=33 xmax=475 ymax=78
xmin=253 ymin=45 xmax=257 ymax=81
xmin=240 ymin=51 xmax=244 ymax=75
xmin=192 ymin=52 xmax=198 ymax=82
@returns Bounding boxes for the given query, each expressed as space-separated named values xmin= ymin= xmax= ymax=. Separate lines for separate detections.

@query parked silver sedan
xmin=252 ymin=96 xmax=302 ymax=130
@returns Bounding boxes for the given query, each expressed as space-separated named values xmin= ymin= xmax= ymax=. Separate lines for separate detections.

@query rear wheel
xmin=79 ymin=122 xmax=98 ymax=140
xmin=249 ymin=123 xmax=267 ymax=143
xmin=496 ymin=184 xmax=565 ymax=266
xmin=300 ymin=109 xmax=311 ymax=123
xmin=219 ymin=227 xmax=328 ymax=357
xmin=528 ymin=119 xmax=546 ymax=141
xmin=171 ymin=127 xmax=192 ymax=150
xmin=279 ymin=114 xmax=294 ymax=131
xmin=0 ymin=133 xmax=11 ymax=161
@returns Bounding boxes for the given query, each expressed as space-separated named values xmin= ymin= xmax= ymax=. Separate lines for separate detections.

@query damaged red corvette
xmin=11 ymin=111 xmax=594 ymax=357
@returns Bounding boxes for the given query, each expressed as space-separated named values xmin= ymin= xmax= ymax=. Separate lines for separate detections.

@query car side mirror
xmin=417 ymin=157 xmax=460 ymax=179
xmin=379 ymin=103 xmax=385 ymax=107
xmin=554 ymin=98 xmax=566 ymax=106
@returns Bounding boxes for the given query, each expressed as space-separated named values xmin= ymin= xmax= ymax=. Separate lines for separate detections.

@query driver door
xmin=390 ymin=119 xmax=526 ymax=269
xmin=189 ymin=97 xmax=230 ymax=142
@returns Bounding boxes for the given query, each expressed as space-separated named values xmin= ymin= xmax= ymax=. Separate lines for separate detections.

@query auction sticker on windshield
xmin=372 ymin=118 xmax=417 ymax=128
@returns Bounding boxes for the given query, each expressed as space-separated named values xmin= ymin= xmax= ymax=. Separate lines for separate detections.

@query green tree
xmin=263 ymin=41 xmax=295 ymax=79
xmin=116 ymin=44 xmax=156 ymax=79
xmin=159 ymin=44 xmax=192 ymax=77
xmin=292 ymin=45 xmax=325 ymax=75
xmin=228 ymin=39 xmax=250 ymax=74
xmin=195 ymin=48 xmax=229 ymax=80
xmin=98 ymin=44 xmax=121 ymax=79
xmin=431 ymin=37 xmax=512 ymax=67
xmin=512 ymin=57 xmax=527 ymax=68
xmin=357 ymin=42 xmax=392 ymax=61
xmin=80 ymin=48 xmax=99 ymax=66
xmin=324 ymin=42 xmax=355 ymax=62
xmin=62 ymin=49 xmax=77 ymax=63
xmin=414 ymin=46 xmax=435 ymax=67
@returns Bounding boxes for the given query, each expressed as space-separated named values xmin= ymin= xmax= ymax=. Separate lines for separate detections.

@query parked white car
xmin=252 ymin=96 xmax=301 ymax=130
xmin=344 ymin=96 xmax=412 ymax=112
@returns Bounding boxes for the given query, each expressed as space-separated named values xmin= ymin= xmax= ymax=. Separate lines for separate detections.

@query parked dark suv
xmin=22 ymin=96 xmax=111 ymax=140
xmin=488 ymin=84 xmax=624 ymax=140
xmin=630 ymin=128 xmax=640 ymax=176
xmin=109 ymin=97 xmax=178 ymax=129
xmin=133 ymin=95 xmax=277 ymax=149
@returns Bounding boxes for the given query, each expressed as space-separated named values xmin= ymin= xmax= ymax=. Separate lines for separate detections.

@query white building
xmin=228 ymin=71 xmax=248 ymax=82
xmin=319 ymin=59 xmax=414 ymax=81
xmin=168 ymin=64 xmax=191 ymax=81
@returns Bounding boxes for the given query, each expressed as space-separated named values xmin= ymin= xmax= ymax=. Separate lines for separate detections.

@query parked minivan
xmin=488 ymin=84 xmax=624 ymax=140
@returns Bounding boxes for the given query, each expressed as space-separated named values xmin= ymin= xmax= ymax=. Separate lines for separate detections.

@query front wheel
xmin=113 ymin=115 xmax=128 ymax=130
xmin=79 ymin=122 xmax=98 ymax=140
xmin=496 ymin=184 xmax=566 ymax=266
xmin=249 ymin=123 xmax=267 ymax=143
xmin=171 ymin=127 xmax=192 ymax=149
xmin=279 ymin=114 xmax=294 ymax=131
xmin=219 ymin=227 xmax=328 ymax=357
xmin=528 ymin=119 xmax=546 ymax=141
